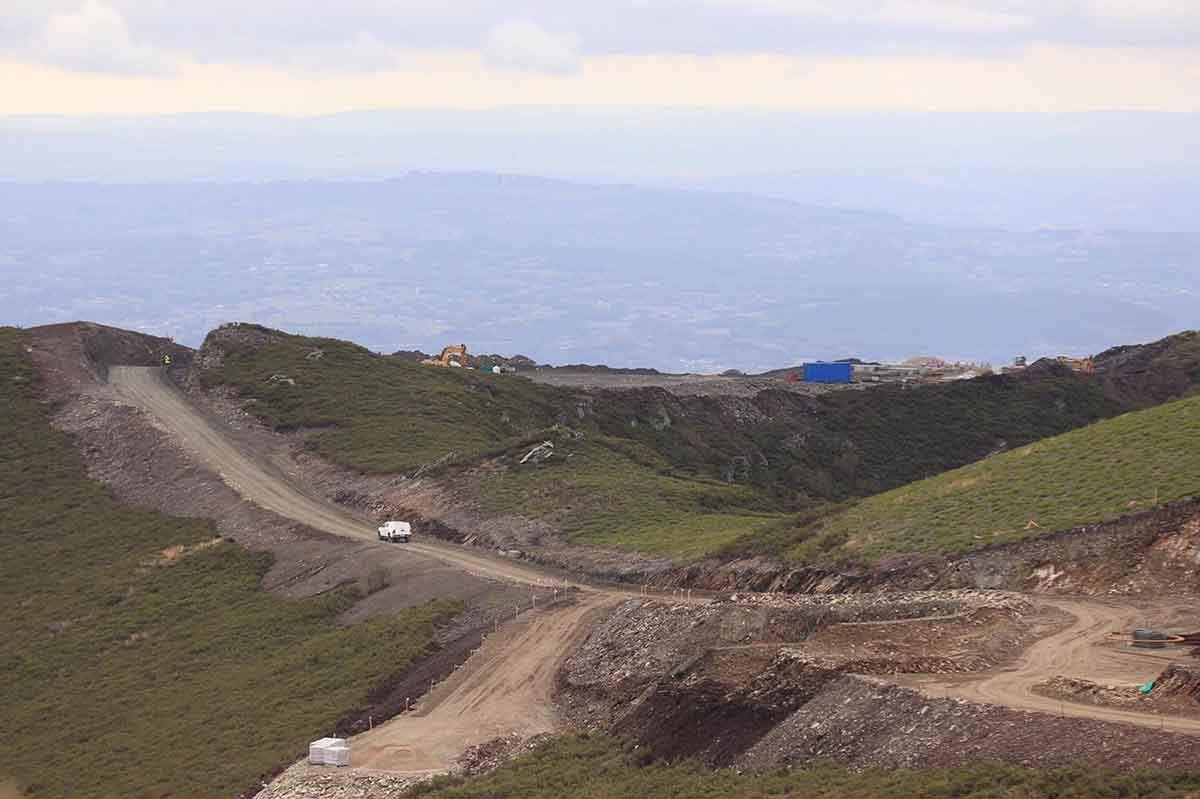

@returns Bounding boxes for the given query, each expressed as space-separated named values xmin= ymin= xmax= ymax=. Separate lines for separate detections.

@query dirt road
xmin=108 ymin=367 xmax=642 ymax=773
xmin=906 ymin=597 xmax=1200 ymax=735
xmin=109 ymin=366 xmax=1200 ymax=770
xmin=110 ymin=366 xmax=579 ymax=589
xmin=353 ymin=594 xmax=614 ymax=771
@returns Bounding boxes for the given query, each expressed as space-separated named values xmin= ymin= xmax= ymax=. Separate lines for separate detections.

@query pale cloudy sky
xmin=1 ymin=0 xmax=1198 ymax=115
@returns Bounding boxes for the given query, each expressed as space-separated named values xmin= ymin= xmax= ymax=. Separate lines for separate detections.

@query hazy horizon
xmin=4 ymin=174 xmax=1195 ymax=372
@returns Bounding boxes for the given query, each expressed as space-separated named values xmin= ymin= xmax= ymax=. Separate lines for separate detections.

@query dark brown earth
xmin=556 ymin=591 xmax=1055 ymax=766
xmin=740 ymin=675 xmax=1200 ymax=771
xmin=558 ymin=594 xmax=1200 ymax=772
xmin=1033 ymin=663 xmax=1200 ymax=720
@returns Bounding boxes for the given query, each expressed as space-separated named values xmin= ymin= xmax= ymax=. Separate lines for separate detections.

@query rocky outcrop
xmin=1094 ymin=329 xmax=1200 ymax=407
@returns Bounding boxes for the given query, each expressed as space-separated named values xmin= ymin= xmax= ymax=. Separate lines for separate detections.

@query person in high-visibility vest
xmin=163 ymin=354 xmax=172 ymax=366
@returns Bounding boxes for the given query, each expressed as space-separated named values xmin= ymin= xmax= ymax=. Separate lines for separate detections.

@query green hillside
xmin=0 ymin=328 xmax=458 ymax=799
xmin=408 ymin=734 xmax=1200 ymax=799
xmin=788 ymin=392 xmax=1200 ymax=563
xmin=478 ymin=436 xmax=778 ymax=559
xmin=195 ymin=325 xmax=569 ymax=474
xmin=196 ymin=325 xmax=1144 ymax=559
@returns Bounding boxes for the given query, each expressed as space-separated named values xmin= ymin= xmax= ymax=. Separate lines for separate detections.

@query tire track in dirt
xmin=351 ymin=594 xmax=615 ymax=772
xmin=107 ymin=367 xmax=639 ymax=774
xmin=110 ymin=366 xmax=581 ymax=588
xmin=907 ymin=597 xmax=1200 ymax=735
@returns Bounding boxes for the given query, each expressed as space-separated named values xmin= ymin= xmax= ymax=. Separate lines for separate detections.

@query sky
xmin=1 ymin=1 xmax=1199 ymax=116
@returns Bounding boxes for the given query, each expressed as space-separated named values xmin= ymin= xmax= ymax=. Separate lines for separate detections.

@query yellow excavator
xmin=1055 ymin=356 xmax=1095 ymax=375
xmin=422 ymin=344 xmax=469 ymax=368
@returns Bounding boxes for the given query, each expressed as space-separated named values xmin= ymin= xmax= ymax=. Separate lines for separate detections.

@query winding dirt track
xmin=108 ymin=367 xmax=632 ymax=772
xmin=911 ymin=597 xmax=1200 ymax=735
xmin=109 ymin=366 xmax=574 ymax=589
xmin=108 ymin=366 xmax=1200 ymax=772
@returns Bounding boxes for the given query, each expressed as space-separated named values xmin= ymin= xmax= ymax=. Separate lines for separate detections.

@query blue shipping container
xmin=803 ymin=362 xmax=853 ymax=383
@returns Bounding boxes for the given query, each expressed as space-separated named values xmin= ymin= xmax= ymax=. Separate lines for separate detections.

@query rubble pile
xmin=1033 ymin=676 xmax=1145 ymax=708
xmin=252 ymin=763 xmax=426 ymax=799
xmin=1033 ymin=663 xmax=1200 ymax=719
xmin=455 ymin=733 xmax=554 ymax=776
xmin=725 ymin=589 xmax=1034 ymax=619
xmin=557 ymin=592 xmax=1040 ymax=766
xmin=740 ymin=675 xmax=1200 ymax=771
xmin=1155 ymin=662 xmax=1200 ymax=702
xmin=563 ymin=591 xmax=1033 ymax=703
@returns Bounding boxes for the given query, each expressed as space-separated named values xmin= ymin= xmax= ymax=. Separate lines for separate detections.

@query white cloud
xmin=705 ymin=0 xmax=1031 ymax=32
xmin=484 ymin=20 xmax=581 ymax=75
xmin=277 ymin=32 xmax=406 ymax=73
xmin=40 ymin=0 xmax=172 ymax=74
xmin=1081 ymin=0 xmax=1200 ymax=32
xmin=879 ymin=2 xmax=1032 ymax=32
xmin=1 ymin=0 xmax=1196 ymax=78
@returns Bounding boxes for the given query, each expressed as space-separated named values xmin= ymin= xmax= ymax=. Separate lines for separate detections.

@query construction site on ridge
xmin=7 ymin=321 xmax=1200 ymax=799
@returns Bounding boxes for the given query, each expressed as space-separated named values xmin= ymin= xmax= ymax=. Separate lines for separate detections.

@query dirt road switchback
xmin=107 ymin=367 xmax=653 ymax=772
xmin=904 ymin=597 xmax=1200 ymax=735
xmin=110 ymin=366 xmax=587 ymax=589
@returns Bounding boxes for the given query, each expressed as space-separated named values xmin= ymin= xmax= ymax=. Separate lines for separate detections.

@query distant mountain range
xmin=3 ymin=172 xmax=1196 ymax=371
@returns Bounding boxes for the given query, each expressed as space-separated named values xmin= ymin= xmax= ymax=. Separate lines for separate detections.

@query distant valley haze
xmin=4 ymin=2 xmax=1198 ymax=372
xmin=3 ymin=153 xmax=1197 ymax=372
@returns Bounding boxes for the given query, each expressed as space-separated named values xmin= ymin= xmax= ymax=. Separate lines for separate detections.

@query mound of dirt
xmin=1157 ymin=662 xmax=1200 ymax=702
xmin=740 ymin=675 xmax=1200 ymax=771
xmin=27 ymin=321 xmax=192 ymax=386
xmin=1035 ymin=664 xmax=1200 ymax=721
xmin=1033 ymin=676 xmax=1147 ymax=708
xmin=253 ymin=763 xmax=426 ymax=799
xmin=557 ymin=592 xmax=1039 ymax=765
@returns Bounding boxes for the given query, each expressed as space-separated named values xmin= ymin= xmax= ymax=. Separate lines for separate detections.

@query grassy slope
xmin=200 ymin=326 xmax=1159 ymax=561
xmin=792 ymin=392 xmax=1200 ymax=563
xmin=478 ymin=437 xmax=778 ymax=559
xmin=196 ymin=329 xmax=567 ymax=474
xmin=200 ymin=327 xmax=786 ymax=557
xmin=809 ymin=372 xmax=1123 ymax=498
xmin=408 ymin=735 xmax=1200 ymax=799
xmin=0 ymin=328 xmax=459 ymax=799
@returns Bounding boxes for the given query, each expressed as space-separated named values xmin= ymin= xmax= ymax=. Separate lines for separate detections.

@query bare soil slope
xmin=905 ymin=596 xmax=1200 ymax=734
xmin=102 ymin=364 xmax=693 ymax=777
xmin=562 ymin=594 xmax=1200 ymax=773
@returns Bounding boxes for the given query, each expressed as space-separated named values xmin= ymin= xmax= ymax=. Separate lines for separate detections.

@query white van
xmin=377 ymin=520 xmax=412 ymax=543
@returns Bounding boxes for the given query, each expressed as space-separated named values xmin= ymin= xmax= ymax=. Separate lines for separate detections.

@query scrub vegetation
xmin=734 ymin=392 xmax=1200 ymax=564
xmin=478 ymin=436 xmax=779 ymax=558
xmin=407 ymin=734 xmax=1200 ymax=799
xmin=0 ymin=328 xmax=458 ymax=799
xmin=200 ymin=325 xmax=1189 ymax=561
